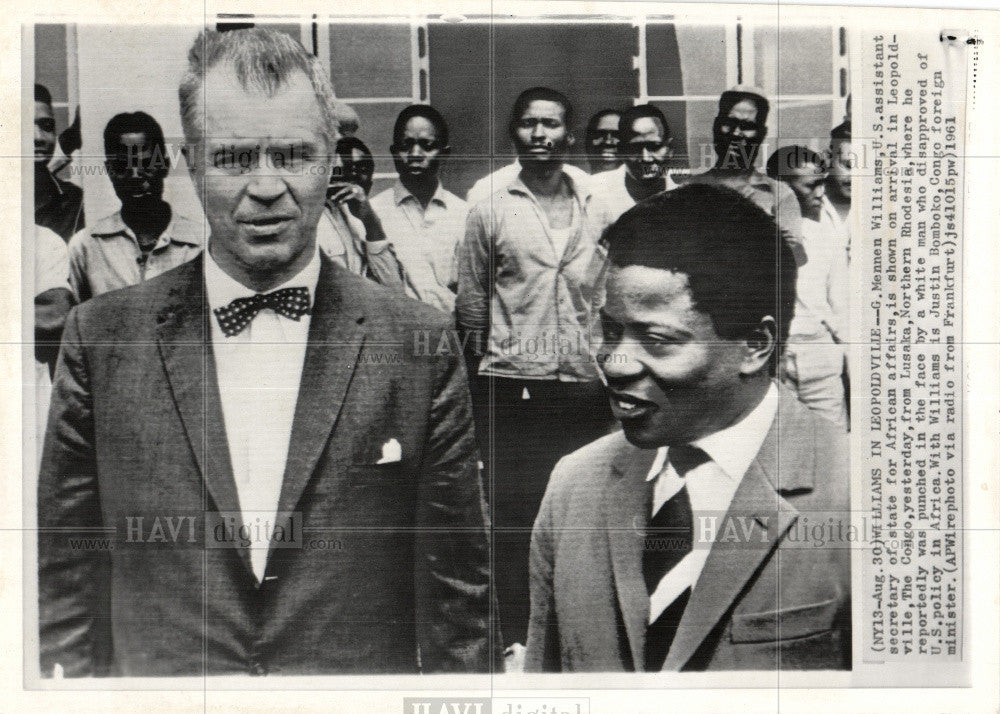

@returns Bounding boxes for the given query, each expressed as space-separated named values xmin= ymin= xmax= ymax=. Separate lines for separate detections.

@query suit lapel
xmin=605 ymin=443 xmax=658 ymax=670
xmin=662 ymin=388 xmax=816 ymax=670
xmin=155 ymin=256 xmax=241 ymax=516
xmin=275 ymin=257 xmax=366 ymax=517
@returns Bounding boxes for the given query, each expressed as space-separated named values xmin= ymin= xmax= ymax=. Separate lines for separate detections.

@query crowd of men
xmin=35 ymin=27 xmax=853 ymax=677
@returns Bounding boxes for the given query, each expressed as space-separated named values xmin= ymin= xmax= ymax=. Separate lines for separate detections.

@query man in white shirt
xmin=767 ymin=146 xmax=848 ymax=427
xmin=67 ymin=112 xmax=202 ymax=302
xmin=370 ymin=105 xmax=469 ymax=313
xmin=525 ymin=184 xmax=850 ymax=672
xmin=39 ymin=27 xmax=493 ymax=678
xmin=590 ymin=104 xmax=679 ymax=230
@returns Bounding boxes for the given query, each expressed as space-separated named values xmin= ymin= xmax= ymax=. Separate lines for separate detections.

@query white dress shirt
xmin=645 ymin=383 xmax=779 ymax=623
xmin=205 ymin=247 xmax=320 ymax=582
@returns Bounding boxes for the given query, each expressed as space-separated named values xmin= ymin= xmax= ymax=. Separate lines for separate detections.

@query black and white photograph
xmin=10 ymin=1 xmax=996 ymax=710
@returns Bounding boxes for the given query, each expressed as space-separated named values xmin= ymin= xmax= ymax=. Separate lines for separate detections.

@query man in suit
xmin=39 ymin=27 xmax=493 ymax=677
xmin=525 ymin=184 xmax=851 ymax=672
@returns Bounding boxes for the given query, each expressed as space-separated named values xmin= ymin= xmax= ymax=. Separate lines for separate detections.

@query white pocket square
xmin=376 ymin=438 xmax=402 ymax=464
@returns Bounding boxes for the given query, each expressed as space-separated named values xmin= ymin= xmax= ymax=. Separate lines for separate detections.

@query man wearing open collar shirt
xmin=525 ymin=184 xmax=850 ymax=672
xmin=457 ymin=86 xmax=612 ymax=649
xmin=370 ymin=105 xmax=469 ymax=313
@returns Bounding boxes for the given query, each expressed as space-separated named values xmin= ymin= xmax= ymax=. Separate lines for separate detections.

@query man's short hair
xmin=179 ymin=28 xmax=339 ymax=150
xmin=393 ymin=104 xmax=449 ymax=147
xmin=584 ymin=108 xmax=621 ymax=139
xmin=618 ymin=104 xmax=670 ymax=143
xmin=830 ymin=120 xmax=851 ymax=142
xmin=103 ymin=111 xmax=167 ymax=158
xmin=766 ymin=145 xmax=825 ymax=180
xmin=35 ymin=83 xmax=53 ymax=106
xmin=718 ymin=86 xmax=770 ymax=125
xmin=333 ymin=100 xmax=360 ymax=137
xmin=508 ymin=87 xmax=574 ymax=134
xmin=604 ymin=183 xmax=796 ymax=369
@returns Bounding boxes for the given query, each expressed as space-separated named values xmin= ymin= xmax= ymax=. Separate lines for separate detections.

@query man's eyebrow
xmin=638 ymin=321 xmax=693 ymax=338
xmin=599 ymin=310 xmax=693 ymax=339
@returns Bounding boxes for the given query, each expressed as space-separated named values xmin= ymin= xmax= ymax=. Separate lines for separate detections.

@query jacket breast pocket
xmin=730 ymin=595 xmax=840 ymax=643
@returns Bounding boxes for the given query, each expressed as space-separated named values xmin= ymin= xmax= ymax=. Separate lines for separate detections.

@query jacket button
xmin=248 ymin=660 xmax=268 ymax=676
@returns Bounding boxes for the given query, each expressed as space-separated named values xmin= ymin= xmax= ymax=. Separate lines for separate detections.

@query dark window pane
xmin=329 ymin=23 xmax=412 ymax=98
xmin=35 ymin=24 xmax=69 ymax=103
xmin=675 ymin=24 xmax=728 ymax=96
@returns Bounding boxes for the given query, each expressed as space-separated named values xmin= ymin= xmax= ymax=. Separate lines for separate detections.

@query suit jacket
xmin=38 ymin=253 xmax=493 ymax=677
xmin=524 ymin=387 xmax=851 ymax=672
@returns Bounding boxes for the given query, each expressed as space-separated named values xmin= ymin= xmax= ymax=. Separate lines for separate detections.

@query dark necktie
xmin=643 ymin=444 xmax=709 ymax=671
xmin=213 ymin=286 xmax=311 ymax=337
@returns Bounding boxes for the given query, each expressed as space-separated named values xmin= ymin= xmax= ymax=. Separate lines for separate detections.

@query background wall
xmin=35 ymin=17 xmax=848 ymax=224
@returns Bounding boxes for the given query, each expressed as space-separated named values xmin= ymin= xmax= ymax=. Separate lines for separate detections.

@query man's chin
xmin=519 ymin=152 xmax=561 ymax=165
xmin=620 ymin=424 xmax=665 ymax=450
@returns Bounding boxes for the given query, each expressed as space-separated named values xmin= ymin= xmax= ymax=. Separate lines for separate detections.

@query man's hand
xmin=327 ymin=181 xmax=373 ymax=221
xmin=329 ymin=181 xmax=391 ymax=243
xmin=58 ymin=107 xmax=82 ymax=156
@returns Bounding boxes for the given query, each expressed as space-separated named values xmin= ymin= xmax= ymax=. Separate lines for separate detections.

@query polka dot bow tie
xmin=213 ymin=286 xmax=311 ymax=337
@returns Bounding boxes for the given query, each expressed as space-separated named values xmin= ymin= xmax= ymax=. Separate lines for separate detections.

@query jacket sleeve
xmin=523 ymin=459 xmax=564 ymax=672
xmin=413 ymin=341 xmax=499 ymax=672
xmin=66 ymin=236 xmax=91 ymax=304
xmin=34 ymin=287 xmax=74 ymax=373
xmin=37 ymin=307 xmax=108 ymax=677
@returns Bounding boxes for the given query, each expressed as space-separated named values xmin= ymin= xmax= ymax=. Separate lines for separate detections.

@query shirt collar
xmin=646 ymin=382 xmax=779 ymax=482
xmin=708 ymin=167 xmax=772 ymax=189
xmin=91 ymin=210 xmax=201 ymax=247
xmin=392 ymin=179 xmax=450 ymax=208
xmin=204 ymin=243 xmax=321 ymax=313
xmin=507 ymin=166 xmax=592 ymax=204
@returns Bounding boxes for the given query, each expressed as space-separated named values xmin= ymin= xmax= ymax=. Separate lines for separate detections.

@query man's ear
xmin=740 ymin=316 xmax=776 ymax=376
xmin=181 ymin=144 xmax=195 ymax=176
xmin=440 ymin=144 xmax=452 ymax=159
